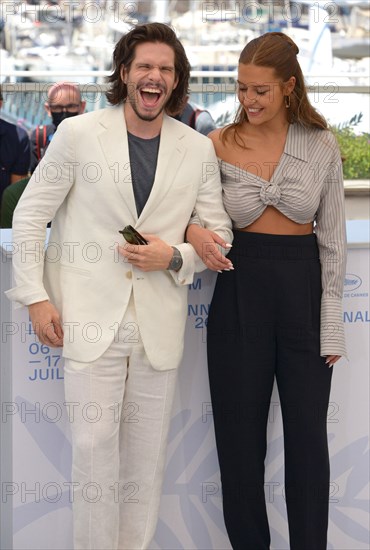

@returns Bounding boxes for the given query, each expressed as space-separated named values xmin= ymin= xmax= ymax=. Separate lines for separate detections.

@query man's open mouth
xmin=140 ymin=86 xmax=163 ymax=108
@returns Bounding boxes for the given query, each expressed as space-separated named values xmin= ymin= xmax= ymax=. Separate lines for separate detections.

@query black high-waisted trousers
xmin=207 ymin=231 xmax=333 ymax=550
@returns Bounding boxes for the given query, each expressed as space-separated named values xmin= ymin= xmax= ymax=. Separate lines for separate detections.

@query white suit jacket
xmin=6 ymin=106 xmax=232 ymax=370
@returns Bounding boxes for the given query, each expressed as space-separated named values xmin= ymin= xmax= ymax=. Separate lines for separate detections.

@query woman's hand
xmin=325 ymin=355 xmax=341 ymax=368
xmin=186 ymin=224 xmax=233 ymax=272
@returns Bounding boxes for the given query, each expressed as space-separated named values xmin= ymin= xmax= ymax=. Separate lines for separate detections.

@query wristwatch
xmin=167 ymin=247 xmax=183 ymax=272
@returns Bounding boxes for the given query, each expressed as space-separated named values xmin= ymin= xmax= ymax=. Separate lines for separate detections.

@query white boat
xmin=205 ymin=2 xmax=369 ymax=133
xmin=292 ymin=0 xmax=370 ymax=60
xmin=0 ymin=49 xmax=17 ymax=83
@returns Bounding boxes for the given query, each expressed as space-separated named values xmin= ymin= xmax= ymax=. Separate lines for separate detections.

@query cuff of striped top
xmin=187 ymin=211 xmax=201 ymax=229
xmin=320 ymin=297 xmax=347 ymax=359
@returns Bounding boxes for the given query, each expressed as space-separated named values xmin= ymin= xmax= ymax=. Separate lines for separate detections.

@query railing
xmin=1 ymin=74 xmax=369 ymax=127
xmin=1 ymin=70 xmax=369 ymax=91
xmin=1 ymin=74 xmax=369 ymax=202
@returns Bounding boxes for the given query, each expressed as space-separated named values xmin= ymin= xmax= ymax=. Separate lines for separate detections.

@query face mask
xmin=51 ymin=110 xmax=79 ymax=128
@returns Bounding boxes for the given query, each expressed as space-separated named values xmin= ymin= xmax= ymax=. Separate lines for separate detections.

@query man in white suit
xmin=6 ymin=23 xmax=232 ymax=550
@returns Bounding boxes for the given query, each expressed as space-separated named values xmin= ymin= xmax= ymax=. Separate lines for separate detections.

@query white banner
xmin=2 ymin=249 xmax=369 ymax=550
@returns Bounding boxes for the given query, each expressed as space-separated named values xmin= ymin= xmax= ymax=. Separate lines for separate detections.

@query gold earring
xmin=285 ymin=95 xmax=291 ymax=108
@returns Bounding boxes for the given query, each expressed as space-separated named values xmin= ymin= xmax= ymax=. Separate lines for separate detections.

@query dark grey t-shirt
xmin=127 ymin=131 xmax=160 ymax=217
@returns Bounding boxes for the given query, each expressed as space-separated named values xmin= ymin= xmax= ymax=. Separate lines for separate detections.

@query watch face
xmin=169 ymin=248 xmax=183 ymax=271
xmin=172 ymin=256 xmax=182 ymax=269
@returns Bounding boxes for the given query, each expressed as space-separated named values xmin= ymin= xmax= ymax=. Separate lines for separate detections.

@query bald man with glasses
xmin=29 ymin=82 xmax=86 ymax=173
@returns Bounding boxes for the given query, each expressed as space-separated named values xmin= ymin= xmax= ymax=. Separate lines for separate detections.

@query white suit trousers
xmin=63 ymin=295 xmax=178 ymax=550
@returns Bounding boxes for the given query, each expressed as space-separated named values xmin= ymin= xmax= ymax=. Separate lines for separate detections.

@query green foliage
xmin=215 ymin=110 xmax=234 ymax=128
xmin=332 ymin=113 xmax=370 ymax=180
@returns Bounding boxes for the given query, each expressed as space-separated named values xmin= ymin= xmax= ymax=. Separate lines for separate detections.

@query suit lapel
xmin=138 ymin=115 xmax=186 ymax=225
xmin=97 ymin=109 xmax=187 ymax=226
xmin=97 ymin=105 xmax=138 ymax=222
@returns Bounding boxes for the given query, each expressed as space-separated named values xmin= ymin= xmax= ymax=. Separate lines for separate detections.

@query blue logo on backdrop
xmin=344 ymin=274 xmax=362 ymax=292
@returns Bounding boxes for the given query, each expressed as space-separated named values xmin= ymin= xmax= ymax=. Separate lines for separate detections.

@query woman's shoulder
xmin=313 ymin=127 xmax=339 ymax=156
xmin=207 ymin=127 xmax=225 ymax=157
xmin=295 ymin=123 xmax=338 ymax=154
xmin=208 ymin=125 xmax=239 ymax=156
xmin=207 ymin=127 xmax=223 ymax=143
xmin=299 ymin=122 xmax=333 ymax=138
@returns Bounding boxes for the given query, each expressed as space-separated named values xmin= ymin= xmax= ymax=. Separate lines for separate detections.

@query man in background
xmin=29 ymin=82 xmax=86 ymax=173
xmin=0 ymin=85 xmax=30 ymax=206
xmin=1 ymin=83 xmax=85 ymax=227
xmin=174 ymin=98 xmax=216 ymax=135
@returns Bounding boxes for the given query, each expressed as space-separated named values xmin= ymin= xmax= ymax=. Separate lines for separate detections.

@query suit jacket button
xmin=126 ymin=271 xmax=132 ymax=279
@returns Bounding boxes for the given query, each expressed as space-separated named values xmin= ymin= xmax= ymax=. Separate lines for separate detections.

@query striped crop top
xmin=202 ymin=123 xmax=347 ymax=357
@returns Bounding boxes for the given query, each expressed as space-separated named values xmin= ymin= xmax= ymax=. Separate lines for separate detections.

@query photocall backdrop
xmin=1 ymin=230 xmax=369 ymax=550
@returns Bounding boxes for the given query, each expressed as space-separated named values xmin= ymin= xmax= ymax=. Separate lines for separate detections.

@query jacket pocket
xmin=60 ymin=263 xmax=92 ymax=278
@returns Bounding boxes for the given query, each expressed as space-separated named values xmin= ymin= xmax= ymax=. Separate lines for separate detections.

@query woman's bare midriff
xmin=240 ymin=206 xmax=313 ymax=235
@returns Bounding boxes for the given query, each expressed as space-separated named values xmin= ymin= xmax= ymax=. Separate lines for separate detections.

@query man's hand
xmin=186 ymin=224 xmax=233 ymax=272
xmin=118 ymin=234 xmax=173 ymax=271
xmin=28 ymin=301 xmax=64 ymax=347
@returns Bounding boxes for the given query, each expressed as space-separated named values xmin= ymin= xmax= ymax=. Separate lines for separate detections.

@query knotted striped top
xmin=219 ymin=123 xmax=347 ymax=358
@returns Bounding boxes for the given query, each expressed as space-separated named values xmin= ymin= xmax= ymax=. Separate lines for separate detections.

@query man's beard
xmin=130 ymin=99 xmax=165 ymax=122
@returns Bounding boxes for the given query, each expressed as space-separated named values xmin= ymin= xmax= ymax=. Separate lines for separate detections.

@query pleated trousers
xmin=63 ymin=294 xmax=177 ymax=550
xmin=207 ymin=231 xmax=333 ymax=550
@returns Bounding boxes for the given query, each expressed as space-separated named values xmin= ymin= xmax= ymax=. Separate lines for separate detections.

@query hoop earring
xmin=285 ymin=95 xmax=291 ymax=108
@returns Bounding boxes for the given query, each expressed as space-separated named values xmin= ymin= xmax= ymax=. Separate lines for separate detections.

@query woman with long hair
xmin=187 ymin=32 xmax=346 ymax=549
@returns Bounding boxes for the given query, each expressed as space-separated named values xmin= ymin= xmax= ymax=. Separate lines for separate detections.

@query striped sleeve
xmin=314 ymin=132 xmax=347 ymax=358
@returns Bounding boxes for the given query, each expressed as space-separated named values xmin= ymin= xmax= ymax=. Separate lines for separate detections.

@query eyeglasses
xmin=49 ymin=103 xmax=81 ymax=113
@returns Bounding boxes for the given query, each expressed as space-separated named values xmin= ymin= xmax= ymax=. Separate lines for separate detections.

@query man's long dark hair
xmin=106 ymin=22 xmax=190 ymax=116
